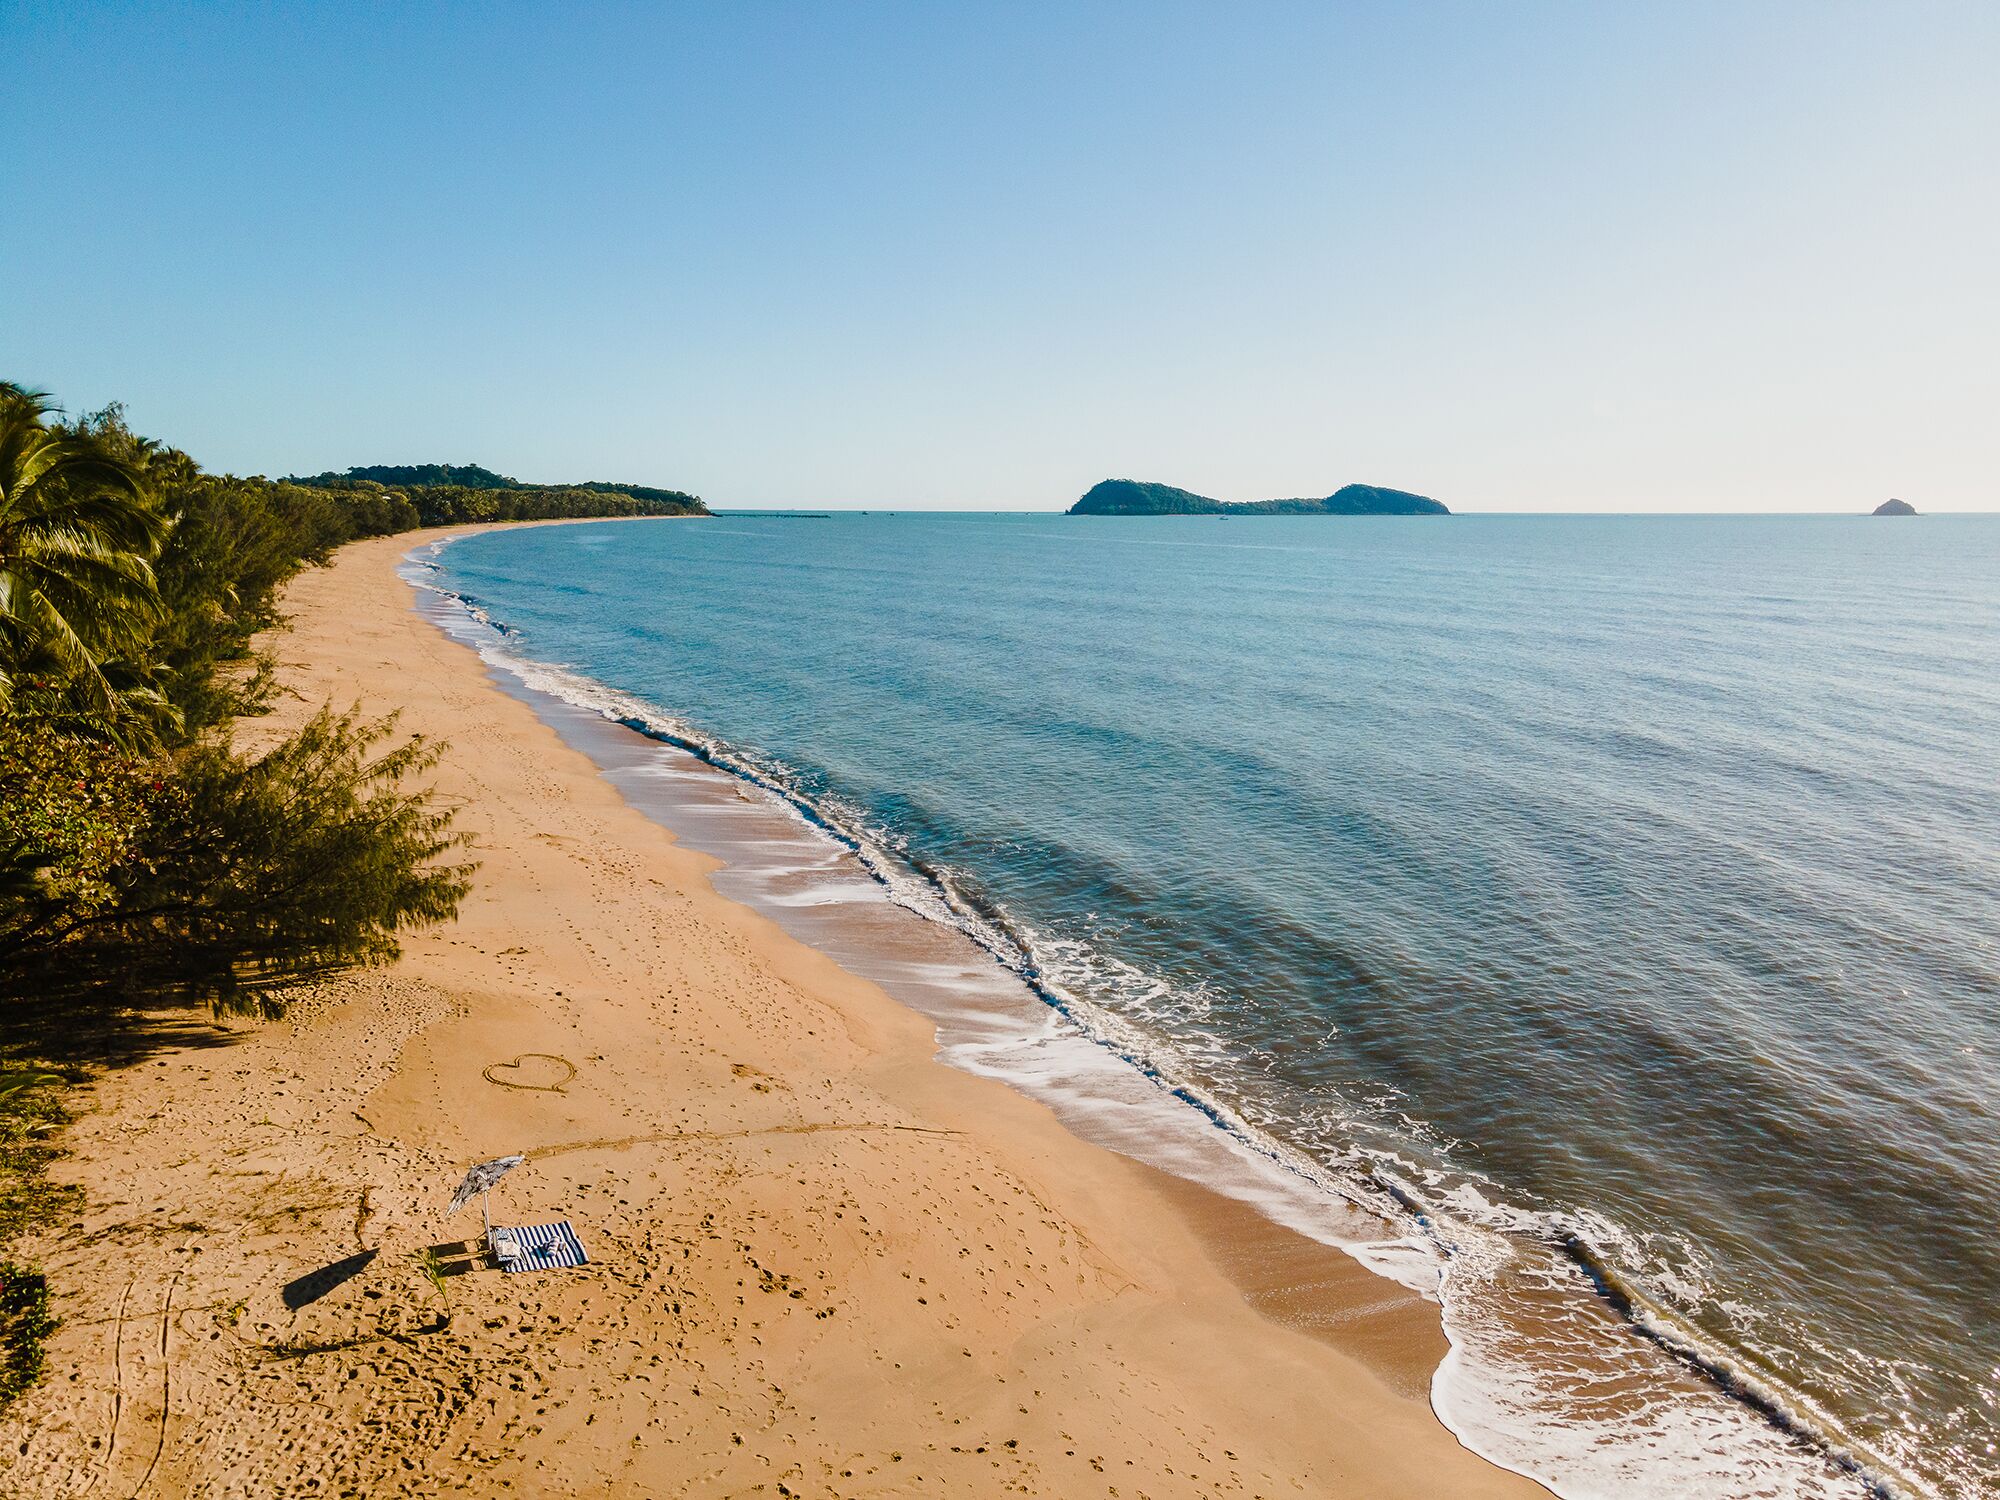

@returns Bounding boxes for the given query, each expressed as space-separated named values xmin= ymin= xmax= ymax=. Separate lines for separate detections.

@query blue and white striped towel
xmin=494 ymin=1220 xmax=588 ymax=1273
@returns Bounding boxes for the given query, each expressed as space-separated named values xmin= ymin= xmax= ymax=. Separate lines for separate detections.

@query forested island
xmin=1069 ymin=479 xmax=1448 ymax=516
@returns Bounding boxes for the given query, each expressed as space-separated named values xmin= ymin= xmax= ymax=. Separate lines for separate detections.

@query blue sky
xmin=5 ymin=2 xmax=1995 ymax=510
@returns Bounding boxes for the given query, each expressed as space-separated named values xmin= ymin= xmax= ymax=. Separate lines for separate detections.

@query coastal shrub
xmin=120 ymin=706 xmax=476 ymax=1013
xmin=0 ymin=1073 xmax=78 ymax=1248
xmin=5 ymin=707 xmax=476 ymax=1018
xmin=0 ymin=1073 xmax=76 ymax=1413
xmin=145 ymin=472 xmax=358 ymax=732
xmin=0 ymin=1263 xmax=55 ymax=1409
xmin=0 ymin=721 xmax=175 ymax=944
xmin=399 ymin=483 xmax=703 ymax=526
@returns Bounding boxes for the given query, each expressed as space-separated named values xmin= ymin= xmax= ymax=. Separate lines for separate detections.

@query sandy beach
xmin=0 ymin=525 xmax=1545 ymax=1498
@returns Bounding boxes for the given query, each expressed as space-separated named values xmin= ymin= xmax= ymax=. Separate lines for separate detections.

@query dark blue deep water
xmin=435 ymin=513 xmax=1999 ymax=1498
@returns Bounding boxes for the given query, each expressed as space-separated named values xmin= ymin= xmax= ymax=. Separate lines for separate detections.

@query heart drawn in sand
xmin=481 ymin=1053 xmax=578 ymax=1093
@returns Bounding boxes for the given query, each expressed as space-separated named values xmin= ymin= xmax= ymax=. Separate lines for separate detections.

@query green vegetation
xmin=0 ymin=1073 xmax=76 ymax=1410
xmin=1067 ymin=479 xmax=1221 ymax=515
xmin=0 ymin=383 xmax=700 ymax=1408
xmin=0 ymin=1075 xmax=78 ymax=1249
xmin=416 ymin=1245 xmax=454 ymax=1331
xmin=3 ymin=707 xmax=472 ymax=1019
xmin=306 ymin=463 xmax=520 ymax=490
xmin=1068 ymin=478 xmax=1449 ymax=516
xmin=295 ymin=464 xmax=707 ymax=519
xmin=0 ymin=1263 xmax=55 ymax=1407
xmin=0 ymin=385 xmax=166 ymax=718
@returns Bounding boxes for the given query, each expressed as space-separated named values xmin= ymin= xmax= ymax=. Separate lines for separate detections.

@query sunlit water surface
xmin=431 ymin=512 xmax=2000 ymax=1498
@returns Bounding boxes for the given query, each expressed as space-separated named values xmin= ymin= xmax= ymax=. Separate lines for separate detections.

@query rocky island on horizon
xmin=1069 ymin=478 xmax=1448 ymax=516
xmin=1872 ymin=498 xmax=1917 ymax=516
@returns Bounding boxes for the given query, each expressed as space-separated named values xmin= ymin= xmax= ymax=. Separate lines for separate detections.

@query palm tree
xmin=0 ymin=384 xmax=165 ymax=719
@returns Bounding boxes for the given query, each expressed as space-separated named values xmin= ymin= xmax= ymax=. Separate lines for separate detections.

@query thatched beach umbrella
xmin=447 ymin=1154 xmax=526 ymax=1250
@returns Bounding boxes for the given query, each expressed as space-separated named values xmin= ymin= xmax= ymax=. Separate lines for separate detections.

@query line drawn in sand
xmin=481 ymin=1054 xmax=577 ymax=1092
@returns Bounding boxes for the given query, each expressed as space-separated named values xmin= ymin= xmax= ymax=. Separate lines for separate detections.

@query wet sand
xmin=0 ymin=523 xmax=1546 ymax=1497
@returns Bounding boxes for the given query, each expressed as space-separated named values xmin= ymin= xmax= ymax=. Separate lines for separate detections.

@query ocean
xmin=416 ymin=511 xmax=2000 ymax=1499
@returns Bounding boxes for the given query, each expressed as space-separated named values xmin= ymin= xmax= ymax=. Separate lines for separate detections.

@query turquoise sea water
xmin=430 ymin=513 xmax=2000 ymax=1498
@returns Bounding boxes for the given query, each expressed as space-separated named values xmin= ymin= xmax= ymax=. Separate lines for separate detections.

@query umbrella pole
xmin=482 ymin=1190 xmax=492 ymax=1252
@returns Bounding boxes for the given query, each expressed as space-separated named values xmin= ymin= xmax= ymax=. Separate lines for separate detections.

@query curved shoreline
xmin=401 ymin=529 xmax=1537 ymax=1469
xmin=416 ymin=517 xmax=1919 ymax=1500
xmin=403 ymin=530 xmax=1468 ymax=1319
xmin=422 ymin=520 xmax=1936 ymax=1500
xmin=0 ymin=522 xmax=1549 ymax=1497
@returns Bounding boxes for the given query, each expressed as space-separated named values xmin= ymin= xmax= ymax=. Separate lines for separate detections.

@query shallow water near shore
xmin=414 ymin=512 xmax=2000 ymax=1499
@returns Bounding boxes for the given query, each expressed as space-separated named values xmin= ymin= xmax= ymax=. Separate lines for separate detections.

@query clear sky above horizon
xmin=6 ymin=2 xmax=1996 ymax=512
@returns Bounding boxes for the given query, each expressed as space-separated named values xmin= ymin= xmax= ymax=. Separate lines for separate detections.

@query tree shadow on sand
xmin=0 ymin=997 xmax=252 ymax=1081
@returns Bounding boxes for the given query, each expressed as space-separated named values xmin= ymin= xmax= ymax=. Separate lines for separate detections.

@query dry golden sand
xmin=0 ymin=526 xmax=1547 ymax=1497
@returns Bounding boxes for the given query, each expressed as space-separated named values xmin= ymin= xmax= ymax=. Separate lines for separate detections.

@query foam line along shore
xmin=412 ymin=517 xmax=1949 ymax=1500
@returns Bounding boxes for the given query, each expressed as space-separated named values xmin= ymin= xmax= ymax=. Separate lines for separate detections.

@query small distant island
xmin=1871 ymin=498 xmax=1916 ymax=516
xmin=291 ymin=463 xmax=708 ymax=521
xmin=1069 ymin=479 xmax=1448 ymax=516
